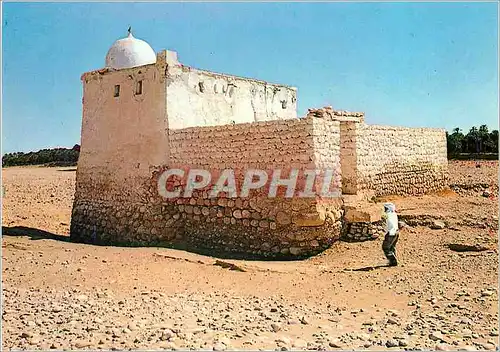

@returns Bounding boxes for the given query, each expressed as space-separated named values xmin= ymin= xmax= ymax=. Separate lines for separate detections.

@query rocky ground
xmin=2 ymin=161 xmax=499 ymax=351
xmin=448 ymin=160 xmax=499 ymax=197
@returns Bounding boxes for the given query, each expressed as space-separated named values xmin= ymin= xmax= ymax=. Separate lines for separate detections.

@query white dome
xmin=105 ymin=31 xmax=157 ymax=70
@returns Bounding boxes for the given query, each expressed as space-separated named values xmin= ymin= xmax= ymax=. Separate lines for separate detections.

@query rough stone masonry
xmin=70 ymin=49 xmax=448 ymax=258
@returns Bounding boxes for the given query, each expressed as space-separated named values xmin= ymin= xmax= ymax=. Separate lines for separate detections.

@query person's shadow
xmin=344 ymin=264 xmax=390 ymax=272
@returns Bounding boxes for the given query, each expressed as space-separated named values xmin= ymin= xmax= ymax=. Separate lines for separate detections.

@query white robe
xmin=385 ymin=212 xmax=399 ymax=236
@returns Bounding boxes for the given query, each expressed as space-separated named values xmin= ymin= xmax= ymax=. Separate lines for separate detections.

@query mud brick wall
xmin=355 ymin=124 xmax=448 ymax=196
xmin=71 ymin=117 xmax=344 ymax=259
xmin=166 ymin=65 xmax=298 ymax=130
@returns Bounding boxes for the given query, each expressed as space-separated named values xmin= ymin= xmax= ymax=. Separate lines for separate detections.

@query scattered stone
xmin=74 ymin=341 xmax=91 ymax=349
xmin=481 ymin=290 xmax=495 ymax=297
xmin=328 ymin=339 xmax=343 ymax=348
xmin=481 ymin=343 xmax=497 ymax=351
xmin=160 ymin=329 xmax=175 ymax=341
xmin=430 ymin=220 xmax=446 ymax=229
xmin=387 ymin=318 xmax=399 ymax=325
xmin=399 ymin=339 xmax=409 ymax=347
xmin=435 ymin=343 xmax=451 ymax=351
xmin=271 ymin=323 xmax=282 ymax=332
xmin=447 ymin=243 xmax=490 ymax=252
xmin=213 ymin=260 xmax=246 ymax=272
xmin=357 ymin=333 xmax=370 ymax=341
xmin=386 ymin=339 xmax=399 ymax=348
xmin=160 ymin=342 xmax=178 ymax=350
xmin=75 ymin=294 xmax=88 ymax=301
xmin=213 ymin=342 xmax=226 ymax=351
xmin=387 ymin=309 xmax=400 ymax=317
xmin=429 ymin=332 xmax=444 ymax=342
xmin=275 ymin=336 xmax=291 ymax=345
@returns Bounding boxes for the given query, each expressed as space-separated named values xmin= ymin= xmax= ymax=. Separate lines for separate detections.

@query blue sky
xmin=2 ymin=2 xmax=498 ymax=153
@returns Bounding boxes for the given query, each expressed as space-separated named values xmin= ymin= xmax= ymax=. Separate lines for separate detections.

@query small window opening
xmin=114 ymin=85 xmax=120 ymax=97
xmin=281 ymin=100 xmax=287 ymax=109
xmin=198 ymin=81 xmax=205 ymax=93
xmin=136 ymin=80 xmax=143 ymax=95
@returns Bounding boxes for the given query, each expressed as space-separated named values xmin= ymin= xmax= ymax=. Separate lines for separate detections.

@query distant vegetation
xmin=2 ymin=145 xmax=80 ymax=167
xmin=2 ymin=126 xmax=498 ymax=167
xmin=447 ymin=126 xmax=498 ymax=160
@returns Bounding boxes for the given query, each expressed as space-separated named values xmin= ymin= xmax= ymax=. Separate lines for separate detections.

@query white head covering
xmin=384 ymin=202 xmax=396 ymax=213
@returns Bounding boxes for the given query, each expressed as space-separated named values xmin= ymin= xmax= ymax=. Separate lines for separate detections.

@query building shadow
xmin=1 ymin=226 xmax=324 ymax=262
xmin=57 ymin=168 xmax=77 ymax=172
xmin=162 ymin=243 xmax=320 ymax=262
xmin=2 ymin=226 xmax=72 ymax=242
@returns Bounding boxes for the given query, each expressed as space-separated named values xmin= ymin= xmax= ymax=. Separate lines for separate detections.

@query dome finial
xmin=105 ymin=29 xmax=157 ymax=69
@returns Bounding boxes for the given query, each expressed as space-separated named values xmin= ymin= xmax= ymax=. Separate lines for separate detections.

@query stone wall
xmin=305 ymin=107 xmax=448 ymax=197
xmin=354 ymin=124 xmax=448 ymax=196
xmin=72 ymin=64 xmax=449 ymax=258
xmin=340 ymin=203 xmax=384 ymax=242
xmin=162 ymin=117 xmax=343 ymax=257
xmin=306 ymin=106 xmax=365 ymax=196
xmin=339 ymin=121 xmax=359 ymax=195
xmin=71 ymin=117 xmax=344 ymax=259
xmin=72 ymin=61 xmax=171 ymax=251
xmin=342 ymin=221 xmax=385 ymax=242
xmin=166 ymin=64 xmax=297 ymax=130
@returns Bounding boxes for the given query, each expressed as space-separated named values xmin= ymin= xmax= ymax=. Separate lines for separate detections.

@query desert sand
xmin=2 ymin=160 xmax=499 ymax=351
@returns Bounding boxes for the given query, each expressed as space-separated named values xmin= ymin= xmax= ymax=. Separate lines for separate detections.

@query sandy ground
xmin=2 ymin=162 xmax=499 ymax=351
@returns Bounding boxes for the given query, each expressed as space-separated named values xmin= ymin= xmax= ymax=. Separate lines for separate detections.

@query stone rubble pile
xmin=342 ymin=221 xmax=385 ymax=242
xmin=306 ymin=106 xmax=365 ymax=120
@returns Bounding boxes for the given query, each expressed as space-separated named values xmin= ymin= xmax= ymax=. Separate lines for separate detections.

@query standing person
xmin=382 ymin=202 xmax=399 ymax=266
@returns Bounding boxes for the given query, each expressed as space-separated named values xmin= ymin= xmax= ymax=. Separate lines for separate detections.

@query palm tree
xmin=467 ymin=127 xmax=480 ymax=153
xmin=489 ymin=130 xmax=499 ymax=153
xmin=448 ymin=127 xmax=465 ymax=154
